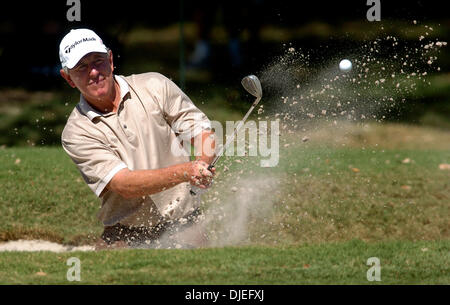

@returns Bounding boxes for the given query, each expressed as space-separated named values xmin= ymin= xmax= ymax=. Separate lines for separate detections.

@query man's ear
xmin=60 ymin=69 xmax=76 ymax=88
xmin=108 ymin=50 xmax=114 ymax=73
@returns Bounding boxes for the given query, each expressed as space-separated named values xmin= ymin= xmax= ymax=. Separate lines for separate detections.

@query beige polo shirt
xmin=61 ymin=72 xmax=211 ymax=227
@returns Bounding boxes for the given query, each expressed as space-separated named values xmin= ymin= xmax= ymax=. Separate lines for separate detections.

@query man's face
xmin=61 ymin=51 xmax=115 ymax=102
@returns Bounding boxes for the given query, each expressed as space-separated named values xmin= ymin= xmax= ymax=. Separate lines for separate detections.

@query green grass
xmin=1 ymin=123 xmax=449 ymax=246
xmin=0 ymin=123 xmax=449 ymax=284
xmin=0 ymin=240 xmax=448 ymax=284
xmin=0 ymin=146 xmax=103 ymax=244
xmin=1 ymin=21 xmax=449 ymax=284
xmin=202 ymin=146 xmax=449 ymax=245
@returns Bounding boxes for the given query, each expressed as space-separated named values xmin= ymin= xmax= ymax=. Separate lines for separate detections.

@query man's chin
xmin=88 ymin=84 xmax=110 ymax=100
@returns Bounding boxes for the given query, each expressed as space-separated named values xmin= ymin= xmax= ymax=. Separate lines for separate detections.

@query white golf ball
xmin=339 ymin=59 xmax=352 ymax=72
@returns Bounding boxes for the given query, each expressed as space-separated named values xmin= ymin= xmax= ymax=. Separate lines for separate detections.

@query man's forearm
xmin=107 ymin=163 xmax=190 ymax=199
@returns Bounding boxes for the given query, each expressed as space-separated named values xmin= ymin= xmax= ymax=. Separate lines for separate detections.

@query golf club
xmin=190 ymin=75 xmax=263 ymax=196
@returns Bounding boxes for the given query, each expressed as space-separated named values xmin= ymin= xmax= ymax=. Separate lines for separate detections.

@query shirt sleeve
xmin=158 ymin=74 xmax=212 ymax=141
xmin=61 ymin=131 xmax=128 ymax=198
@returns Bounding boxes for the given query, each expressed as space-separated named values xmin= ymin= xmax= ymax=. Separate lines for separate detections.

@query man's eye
xmin=77 ymin=64 xmax=87 ymax=71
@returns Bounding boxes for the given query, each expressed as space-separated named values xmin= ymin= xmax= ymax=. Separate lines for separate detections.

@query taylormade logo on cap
xmin=59 ymin=29 xmax=108 ymax=69
xmin=64 ymin=37 xmax=97 ymax=54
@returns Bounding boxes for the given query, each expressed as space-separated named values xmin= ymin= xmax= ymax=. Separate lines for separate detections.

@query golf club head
xmin=241 ymin=75 xmax=262 ymax=99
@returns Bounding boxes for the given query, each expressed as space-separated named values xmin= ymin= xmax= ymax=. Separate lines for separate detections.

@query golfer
xmin=59 ymin=29 xmax=216 ymax=250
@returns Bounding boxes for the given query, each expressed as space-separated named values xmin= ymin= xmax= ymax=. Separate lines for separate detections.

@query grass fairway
xmin=0 ymin=146 xmax=103 ymax=244
xmin=0 ymin=122 xmax=449 ymax=284
xmin=0 ymin=240 xmax=448 ymax=284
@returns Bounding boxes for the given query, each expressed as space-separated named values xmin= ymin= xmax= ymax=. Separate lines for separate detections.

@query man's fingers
xmin=195 ymin=162 xmax=212 ymax=177
xmin=203 ymin=169 xmax=212 ymax=177
xmin=196 ymin=160 xmax=208 ymax=167
xmin=190 ymin=178 xmax=209 ymax=189
xmin=189 ymin=161 xmax=215 ymax=189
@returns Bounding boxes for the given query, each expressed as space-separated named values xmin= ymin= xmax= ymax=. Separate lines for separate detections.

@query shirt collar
xmin=78 ymin=75 xmax=130 ymax=121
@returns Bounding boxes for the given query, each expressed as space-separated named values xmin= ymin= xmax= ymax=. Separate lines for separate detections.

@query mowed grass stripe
xmin=0 ymin=147 xmax=102 ymax=244
xmin=1 ymin=146 xmax=449 ymax=245
xmin=0 ymin=240 xmax=448 ymax=284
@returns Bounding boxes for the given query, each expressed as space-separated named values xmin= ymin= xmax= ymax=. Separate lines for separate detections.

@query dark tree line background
xmin=0 ymin=1 xmax=448 ymax=147
xmin=0 ymin=0 xmax=448 ymax=89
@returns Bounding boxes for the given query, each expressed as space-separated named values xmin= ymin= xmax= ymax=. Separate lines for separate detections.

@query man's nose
xmin=89 ymin=65 xmax=100 ymax=77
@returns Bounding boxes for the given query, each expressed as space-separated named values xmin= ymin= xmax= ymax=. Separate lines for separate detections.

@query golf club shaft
xmin=208 ymin=97 xmax=261 ymax=170
xmin=190 ymin=97 xmax=261 ymax=196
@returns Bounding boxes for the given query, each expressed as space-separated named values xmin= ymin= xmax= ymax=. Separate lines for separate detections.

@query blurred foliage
xmin=1 ymin=18 xmax=450 ymax=147
xmin=0 ymin=90 xmax=77 ymax=146
xmin=1 ymin=72 xmax=448 ymax=147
